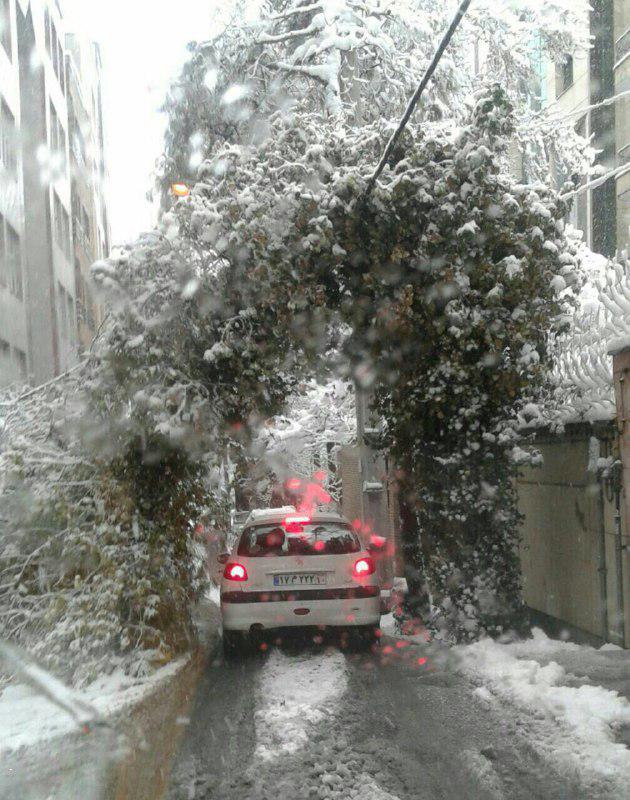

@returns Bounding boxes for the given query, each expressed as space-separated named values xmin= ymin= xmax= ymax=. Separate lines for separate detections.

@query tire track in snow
xmin=253 ymin=648 xmax=348 ymax=761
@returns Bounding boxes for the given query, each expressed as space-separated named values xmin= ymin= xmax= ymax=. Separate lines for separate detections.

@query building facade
xmin=541 ymin=0 xmax=626 ymax=257
xmin=65 ymin=33 xmax=109 ymax=352
xmin=338 ymin=387 xmax=403 ymax=588
xmin=0 ymin=0 xmax=108 ymax=389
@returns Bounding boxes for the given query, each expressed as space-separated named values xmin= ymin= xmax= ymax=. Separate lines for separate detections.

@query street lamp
xmin=171 ymin=182 xmax=190 ymax=198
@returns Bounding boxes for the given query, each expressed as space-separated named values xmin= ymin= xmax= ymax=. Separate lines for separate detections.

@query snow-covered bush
xmin=0 ymin=224 xmax=305 ymax=683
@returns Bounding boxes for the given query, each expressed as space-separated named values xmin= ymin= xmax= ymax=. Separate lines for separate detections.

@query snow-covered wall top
xmin=545 ymin=242 xmax=630 ymax=428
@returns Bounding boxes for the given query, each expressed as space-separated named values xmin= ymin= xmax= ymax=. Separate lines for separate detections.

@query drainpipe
xmin=596 ymin=471 xmax=609 ymax=642
xmin=612 ymin=364 xmax=628 ymax=646
xmin=613 ymin=479 xmax=626 ymax=646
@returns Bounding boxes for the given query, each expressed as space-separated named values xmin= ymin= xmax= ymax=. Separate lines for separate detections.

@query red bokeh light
xmin=224 ymin=563 xmax=248 ymax=581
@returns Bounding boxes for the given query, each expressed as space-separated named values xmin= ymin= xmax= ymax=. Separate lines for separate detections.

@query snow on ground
xmin=459 ymin=750 xmax=505 ymax=800
xmin=456 ymin=629 xmax=630 ymax=796
xmin=0 ymin=656 xmax=189 ymax=755
xmin=206 ymin=583 xmax=221 ymax=606
xmin=354 ymin=773 xmax=401 ymax=799
xmin=380 ymin=612 xmax=397 ymax=637
xmin=254 ymin=648 xmax=348 ymax=761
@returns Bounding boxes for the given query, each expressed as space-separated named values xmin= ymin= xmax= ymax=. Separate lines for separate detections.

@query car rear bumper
xmin=221 ymin=591 xmax=381 ymax=631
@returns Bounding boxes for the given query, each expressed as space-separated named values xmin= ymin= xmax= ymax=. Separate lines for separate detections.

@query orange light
xmin=171 ymin=182 xmax=190 ymax=197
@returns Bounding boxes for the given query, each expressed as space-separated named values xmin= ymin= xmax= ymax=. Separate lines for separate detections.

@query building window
xmin=0 ymin=0 xmax=11 ymax=61
xmin=82 ymin=204 xmax=90 ymax=241
xmin=46 ymin=14 xmax=65 ymax=95
xmin=57 ymin=282 xmax=75 ymax=356
xmin=0 ymin=98 xmax=17 ymax=174
xmin=67 ymin=294 xmax=74 ymax=342
xmin=53 ymin=191 xmax=71 ymax=259
xmin=0 ymin=338 xmax=9 ymax=380
xmin=6 ymin=220 xmax=21 ymax=298
xmin=49 ymin=100 xmax=66 ymax=163
xmin=0 ymin=212 xmax=22 ymax=298
xmin=44 ymin=8 xmax=51 ymax=55
xmin=58 ymin=282 xmax=68 ymax=343
xmin=14 ymin=347 xmax=26 ymax=380
xmin=555 ymin=54 xmax=574 ymax=97
xmin=0 ymin=211 xmax=5 ymax=287
xmin=70 ymin=114 xmax=87 ymax=167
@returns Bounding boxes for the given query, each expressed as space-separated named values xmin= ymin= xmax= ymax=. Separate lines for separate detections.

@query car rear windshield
xmin=237 ymin=522 xmax=361 ymax=557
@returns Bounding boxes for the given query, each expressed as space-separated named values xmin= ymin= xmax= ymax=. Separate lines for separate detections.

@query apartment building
xmin=541 ymin=0 xmax=624 ymax=258
xmin=65 ymin=33 xmax=109 ymax=351
xmin=0 ymin=0 xmax=109 ymax=389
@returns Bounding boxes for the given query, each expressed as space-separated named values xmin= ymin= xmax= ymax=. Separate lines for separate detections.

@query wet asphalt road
xmin=166 ymin=629 xmax=605 ymax=800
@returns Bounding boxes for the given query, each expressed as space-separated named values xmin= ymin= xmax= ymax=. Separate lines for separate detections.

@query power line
xmin=559 ymin=162 xmax=630 ymax=201
xmin=366 ymin=0 xmax=473 ymax=193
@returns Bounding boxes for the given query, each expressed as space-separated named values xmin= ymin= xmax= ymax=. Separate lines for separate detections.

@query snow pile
xmin=457 ymin=631 xmax=630 ymax=795
xmin=459 ymin=750 xmax=504 ymax=800
xmin=353 ymin=774 xmax=401 ymax=800
xmin=254 ymin=649 xmax=348 ymax=761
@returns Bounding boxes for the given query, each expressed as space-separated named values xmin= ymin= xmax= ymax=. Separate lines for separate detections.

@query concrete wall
xmin=518 ymin=428 xmax=628 ymax=646
xmin=338 ymin=443 xmax=401 ymax=584
xmin=611 ymin=347 xmax=630 ymax=646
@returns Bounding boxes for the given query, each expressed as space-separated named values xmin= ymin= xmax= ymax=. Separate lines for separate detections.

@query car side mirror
xmin=217 ymin=553 xmax=229 ymax=565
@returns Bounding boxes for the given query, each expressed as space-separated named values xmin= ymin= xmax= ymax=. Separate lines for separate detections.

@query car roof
xmin=242 ymin=507 xmax=349 ymax=528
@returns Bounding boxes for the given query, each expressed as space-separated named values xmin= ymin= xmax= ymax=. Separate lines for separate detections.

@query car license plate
xmin=273 ymin=573 xmax=327 ymax=587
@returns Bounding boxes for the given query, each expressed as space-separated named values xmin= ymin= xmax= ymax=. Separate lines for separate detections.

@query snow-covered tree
xmin=255 ymin=378 xmax=356 ymax=502
xmin=158 ymin=0 xmax=591 ymax=194
xmin=172 ymin=83 xmax=584 ymax=639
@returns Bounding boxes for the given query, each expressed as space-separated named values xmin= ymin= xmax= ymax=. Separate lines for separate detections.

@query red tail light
xmin=353 ymin=557 xmax=375 ymax=577
xmin=224 ymin=563 xmax=248 ymax=581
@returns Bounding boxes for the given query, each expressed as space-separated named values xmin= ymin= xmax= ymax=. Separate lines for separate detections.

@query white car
xmin=219 ymin=507 xmax=381 ymax=655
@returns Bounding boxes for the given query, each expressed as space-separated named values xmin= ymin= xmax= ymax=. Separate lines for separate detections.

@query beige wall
xmin=518 ymin=430 xmax=628 ymax=646
xmin=338 ymin=444 xmax=401 ymax=583
xmin=339 ymin=445 xmax=363 ymax=524
xmin=611 ymin=347 xmax=630 ymax=645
